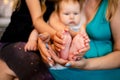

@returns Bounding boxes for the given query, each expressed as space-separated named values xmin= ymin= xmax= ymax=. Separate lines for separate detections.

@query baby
xmin=25 ymin=0 xmax=89 ymax=62
xmin=52 ymin=0 xmax=89 ymax=61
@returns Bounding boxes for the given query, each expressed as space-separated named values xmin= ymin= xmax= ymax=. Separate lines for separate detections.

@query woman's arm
xmin=25 ymin=0 xmax=67 ymax=65
xmin=26 ymin=0 xmax=56 ymax=40
xmin=25 ymin=0 xmax=57 ymax=65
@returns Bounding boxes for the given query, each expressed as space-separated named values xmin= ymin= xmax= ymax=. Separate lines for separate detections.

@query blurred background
xmin=0 ymin=0 xmax=13 ymax=38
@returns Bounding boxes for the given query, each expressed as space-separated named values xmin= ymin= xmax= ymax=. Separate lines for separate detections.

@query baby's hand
xmin=24 ymin=40 xmax=37 ymax=52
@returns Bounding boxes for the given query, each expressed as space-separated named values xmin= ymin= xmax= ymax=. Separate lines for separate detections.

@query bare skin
xmin=0 ymin=0 xmax=56 ymax=79
xmin=65 ymin=0 xmax=120 ymax=70
xmin=38 ymin=0 xmax=120 ymax=70
xmin=0 ymin=60 xmax=18 ymax=80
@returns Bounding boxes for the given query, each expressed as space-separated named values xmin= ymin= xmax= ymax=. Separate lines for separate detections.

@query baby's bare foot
xmin=69 ymin=33 xmax=85 ymax=60
xmin=59 ymin=31 xmax=72 ymax=60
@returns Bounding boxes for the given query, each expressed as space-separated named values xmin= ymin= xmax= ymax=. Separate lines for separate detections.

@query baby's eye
xmin=74 ymin=13 xmax=79 ymax=15
xmin=74 ymin=12 xmax=79 ymax=15
xmin=64 ymin=13 xmax=69 ymax=15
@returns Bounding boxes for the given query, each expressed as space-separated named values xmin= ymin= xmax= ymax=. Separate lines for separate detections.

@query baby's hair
xmin=76 ymin=0 xmax=119 ymax=21
xmin=55 ymin=0 xmax=81 ymax=13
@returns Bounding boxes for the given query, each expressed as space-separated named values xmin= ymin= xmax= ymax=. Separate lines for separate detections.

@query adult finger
xmin=65 ymin=58 xmax=87 ymax=69
xmin=48 ymin=45 xmax=68 ymax=65
xmin=38 ymin=38 xmax=54 ymax=66
xmin=53 ymin=31 xmax=65 ymax=51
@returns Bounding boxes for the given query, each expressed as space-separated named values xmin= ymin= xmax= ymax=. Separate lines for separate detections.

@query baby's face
xmin=59 ymin=1 xmax=81 ymax=26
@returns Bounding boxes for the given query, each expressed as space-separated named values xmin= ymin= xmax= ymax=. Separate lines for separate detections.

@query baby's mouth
xmin=69 ymin=21 xmax=76 ymax=25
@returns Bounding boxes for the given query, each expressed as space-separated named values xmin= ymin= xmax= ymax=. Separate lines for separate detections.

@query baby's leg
xmin=69 ymin=32 xmax=86 ymax=60
xmin=59 ymin=31 xmax=72 ymax=60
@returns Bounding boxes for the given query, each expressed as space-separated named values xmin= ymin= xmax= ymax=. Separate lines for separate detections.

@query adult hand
xmin=68 ymin=32 xmax=90 ymax=61
xmin=76 ymin=34 xmax=90 ymax=59
xmin=38 ymin=38 xmax=68 ymax=66
xmin=72 ymin=42 xmax=90 ymax=61
xmin=38 ymin=33 xmax=54 ymax=67
xmin=48 ymin=44 xmax=68 ymax=65
xmin=38 ymin=32 xmax=68 ymax=67
xmin=76 ymin=31 xmax=90 ymax=58
xmin=53 ymin=28 xmax=69 ymax=52
xmin=65 ymin=58 xmax=87 ymax=69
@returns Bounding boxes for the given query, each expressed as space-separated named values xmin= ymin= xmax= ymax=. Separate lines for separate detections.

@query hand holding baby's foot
xmin=69 ymin=32 xmax=89 ymax=60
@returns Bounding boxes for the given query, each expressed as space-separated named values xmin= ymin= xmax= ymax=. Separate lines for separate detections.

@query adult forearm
xmin=84 ymin=51 xmax=120 ymax=70
xmin=34 ymin=18 xmax=56 ymax=40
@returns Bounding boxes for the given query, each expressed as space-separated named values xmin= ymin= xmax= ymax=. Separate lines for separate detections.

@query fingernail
xmin=49 ymin=63 xmax=53 ymax=67
xmin=57 ymin=49 xmax=61 ymax=52
xmin=46 ymin=43 xmax=49 ymax=49
xmin=65 ymin=63 xmax=71 ymax=67
xmin=47 ymin=57 xmax=52 ymax=61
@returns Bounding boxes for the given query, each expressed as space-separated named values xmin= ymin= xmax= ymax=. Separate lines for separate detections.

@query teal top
xmin=84 ymin=0 xmax=113 ymax=58
xmin=50 ymin=0 xmax=120 ymax=80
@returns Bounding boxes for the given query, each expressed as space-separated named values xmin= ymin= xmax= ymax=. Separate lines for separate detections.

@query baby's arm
xmin=48 ymin=11 xmax=66 ymax=31
xmin=24 ymin=29 xmax=38 ymax=52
